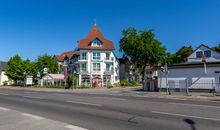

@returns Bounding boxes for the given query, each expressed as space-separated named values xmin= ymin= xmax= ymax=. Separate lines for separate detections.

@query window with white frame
xmin=81 ymin=52 xmax=87 ymax=60
xmin=106 ymin=64 xmax=110 ymax=71
xmin=93 ymin=52 xmax=100 ymax=60
xmin=81 ymin=63 xmax=87 ymax=72
xmin=92 ymin=39 xmax=102 ymax=46
xmin=106 ymin=53 xmax=110 ymax=60
xmin=93 ymin=63 xmax=100 ymax=71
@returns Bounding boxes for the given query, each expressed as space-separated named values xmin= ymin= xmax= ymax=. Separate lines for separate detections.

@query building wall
xmin=0 ymin=71 xmax=9 ymax=86
xmin=188 ymin=46 xmax=220 ymax=62
xmin=158 ymin=67 xmax=220 ymax=91
xmin=78 ymin=50 xmax=119 ymax=85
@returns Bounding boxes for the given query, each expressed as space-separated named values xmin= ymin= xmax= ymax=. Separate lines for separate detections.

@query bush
xmin=120 ymin=80 xmax=131 ymax=86
xmin=3 ymin=81 xmax=8 ymax=86
xmin=120 ymin=80 xmax=141 ymax=87
xmin=77 ymin=84 xmax=89 ymax=89
xmin=46 ymin=86 xmax=65 ymax=89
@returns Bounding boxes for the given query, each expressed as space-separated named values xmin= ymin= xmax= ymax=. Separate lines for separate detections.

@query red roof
xmin=78 ymin=25 xmax=115 ymax=50
xmin=55 ymin=50 xmax=75 ymax=62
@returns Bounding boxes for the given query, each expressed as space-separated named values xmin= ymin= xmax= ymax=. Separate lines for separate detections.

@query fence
xmin=167 ymin=79 xmax=219 ymax=95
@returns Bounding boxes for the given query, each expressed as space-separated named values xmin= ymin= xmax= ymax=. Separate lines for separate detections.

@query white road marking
xmin=21 ymin=113 xmax=44 ymax=120
xmin=65 ymin=125 xmax=89 ymax=130
xmin=0 ymin=106 xmax=10 ymax=111
xmin=66 ymin=101 xmax=102 ymax=107
xmin=0 ymin=93 xmax=9 ymax=95
xmin=23 ymin=96 xmax=43 ymax=99
xmin=169 ymin=102 xmax=220 ymax=109
xmin=152 ymin=111 xmax=220 ymax=122
xmin=92 ymin=97 xmax=127 ymax=101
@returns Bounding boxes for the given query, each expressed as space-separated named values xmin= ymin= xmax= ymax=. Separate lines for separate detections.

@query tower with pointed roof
xmin=74 ymin=24 xmax=119 ymax=87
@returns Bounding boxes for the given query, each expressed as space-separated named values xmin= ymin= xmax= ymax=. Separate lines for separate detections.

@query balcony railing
xmin=104 ymin=57 xmax=114 ymax=62
xmin=104 ymin=69 xmax=114 ymax=75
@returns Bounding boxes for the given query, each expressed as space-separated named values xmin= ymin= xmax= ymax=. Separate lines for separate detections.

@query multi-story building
xmin=55 ymin=24 xmax=119 ymax=87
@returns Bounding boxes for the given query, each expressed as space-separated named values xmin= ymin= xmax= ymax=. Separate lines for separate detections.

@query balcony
xmin=76 ymin=58 xmax=87 ymax=63
xmin=104 ymin=69 xmax=114 ymax=75
xmin=104 ymin=57 xmax=114 ymax=63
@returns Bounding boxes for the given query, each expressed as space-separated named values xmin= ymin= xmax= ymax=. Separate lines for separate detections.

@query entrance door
xmin=92 ymin=76 xmax=102 ymax=88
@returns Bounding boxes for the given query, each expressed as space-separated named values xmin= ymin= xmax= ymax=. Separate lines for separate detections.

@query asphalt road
xmin=0 ymin=88 xmax=220 ymax=130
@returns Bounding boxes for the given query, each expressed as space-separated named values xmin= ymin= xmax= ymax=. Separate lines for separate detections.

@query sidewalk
xmin=1 ymin=86 xmax=220 ymax=102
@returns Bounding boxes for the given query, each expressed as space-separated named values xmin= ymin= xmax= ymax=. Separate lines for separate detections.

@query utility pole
xmin=90 ymin=48 xmax=92 ymax=88
xmin=165 ymin=63 xmax=169 ymax=95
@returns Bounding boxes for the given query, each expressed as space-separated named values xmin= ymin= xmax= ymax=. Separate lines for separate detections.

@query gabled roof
xmin=78 ymin=25 xmax=115 ymax=50
xmin=55 ymin=50 xmax=75 ymax=62
xmin=0 ymin=61 xmax=7 ymax=71
xmin=191 ymin=44 xmax=220 ymax=55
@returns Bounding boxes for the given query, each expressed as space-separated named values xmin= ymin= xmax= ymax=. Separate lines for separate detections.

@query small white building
xmin=0 ymin=61 xmax=9 ymax=86
xmin=40 ymin=74 xmax=65 ymax=86
xmin=158 ymin=44 xmax=220 ymax=92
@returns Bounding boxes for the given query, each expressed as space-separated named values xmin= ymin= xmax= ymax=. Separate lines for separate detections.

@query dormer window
xmin=196 ymin=51 xmax=202 ymax=58
xmin=91 ymin=38 xmax=102 ymax=47
xmin=204 ymin=50 xmax=211 ymax=57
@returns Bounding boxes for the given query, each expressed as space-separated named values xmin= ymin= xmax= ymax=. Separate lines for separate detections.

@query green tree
xmin=22 ymin=59 xmax=34 ymax=76
xmin=5 ymin=55 xmax=25 ymax=83
xmin=66 ymin=74 xmax=77 ymax=89
xmin=34 ymin=54 xmax=59 ymax=78
xmin=212 ymin=44 xmax=220 ymax=53
xmin=175 ymin=46 xmax=193 ymax=63
xmin=165 ymin=46 xmax=193 ymax=64
xmin=119 ymin=27 xmax=166 ymax=85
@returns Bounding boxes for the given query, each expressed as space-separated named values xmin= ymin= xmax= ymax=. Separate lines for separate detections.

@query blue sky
xmin=0 ymin=0 xmax=220 ymax=61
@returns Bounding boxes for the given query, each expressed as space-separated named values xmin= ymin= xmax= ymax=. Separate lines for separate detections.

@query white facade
xmin=0 ymin=71 xmax=9 ymax=86
xmin=158 ymin=44 xmax=220 ymax=92
xmin=77 ymin=50 xmax=119 ymax=86
xmin=158 ymin=66 xmax=220 ymax=91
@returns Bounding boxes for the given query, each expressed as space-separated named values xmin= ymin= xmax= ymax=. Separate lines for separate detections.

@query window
xmin=81 ymin=63 xmax=87 ymax=72
xmin=93 ymin=52 xmax=100 ymax=60
xmin=106 ymin=53 xmax=110 ymax=60
xmin=196 ymin=51 xmax=202 ymax=58
xmin=106 ymin=64 xmax=110 ymax=71
xmin=92 ymin=39 xmax=102 ymax=46
xmin=93 ymin=63 xmax=100 ymax=71
xmin=204 ymin=50 xmax=211 ymax=57
xmin=81 ymin=52 xmax=87 ymax=60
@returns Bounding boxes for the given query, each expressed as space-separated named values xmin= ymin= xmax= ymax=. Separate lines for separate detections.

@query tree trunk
xmin=142 ymin=61 xmax=147 ymax=91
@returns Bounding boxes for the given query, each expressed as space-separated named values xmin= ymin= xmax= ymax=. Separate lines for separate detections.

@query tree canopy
xmin=119 ymin=27 xmax=167 ymax=81
xmin=5 ymin=55 xmax=25 ymax=82
xmin=5 ymin=54 xmax=59 ymax=85
xmin=34 ymin=54 xmax=59 ymax=77
xmin=166 ymin=46 xmax=193 ymax=64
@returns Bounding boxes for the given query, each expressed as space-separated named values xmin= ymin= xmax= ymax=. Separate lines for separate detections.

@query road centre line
xmin=0 ymin=106 xmax=10 ymax=111
xmin=23 ymin=96 xmax=43 ymax=99
xmin=169 ymin=102 xmax=220 ymax=109
xmin=21 ymin=113 xmax=44 ymax=120
xmin=65 ymin=125 xmax=89 ymax=130
xmin=66 ymin=101 xmax=102 ymax=107
xmin=152 ymin=111 xmax=220 ymax=122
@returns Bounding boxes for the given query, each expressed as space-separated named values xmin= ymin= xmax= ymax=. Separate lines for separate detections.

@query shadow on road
xmin=184 ymin=119 xmax=196 ymax=130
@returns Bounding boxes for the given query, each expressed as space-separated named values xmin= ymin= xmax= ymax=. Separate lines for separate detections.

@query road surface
xmin=0 ymin=88 xmax=220 ymax=130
